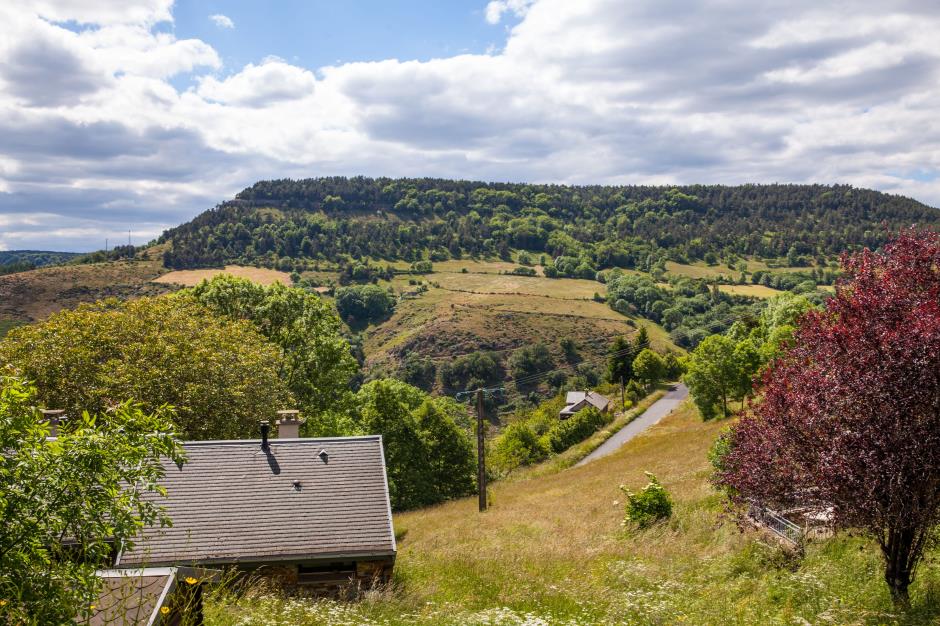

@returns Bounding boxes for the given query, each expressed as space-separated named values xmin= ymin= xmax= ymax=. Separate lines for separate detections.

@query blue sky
xmin=0 ymin=0 xmax=939 ymax=251
xmin=171 ymin=0 xmax=507 ymax=71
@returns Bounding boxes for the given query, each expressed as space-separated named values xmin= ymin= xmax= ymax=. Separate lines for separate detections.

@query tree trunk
xmin=882 ymin=526 xmax=918 ymax=606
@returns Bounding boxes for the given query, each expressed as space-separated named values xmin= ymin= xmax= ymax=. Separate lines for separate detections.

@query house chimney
xmin=260 ymin=420 xmax=270 ymax=450
xmin=41 ymin=409 xmax=66 ymax=437
xmin=276 ymin=410 xmax=304 ymax=439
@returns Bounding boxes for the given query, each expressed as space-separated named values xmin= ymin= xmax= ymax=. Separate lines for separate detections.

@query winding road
xmin=575 ymin=383 xmax=689 ymax=467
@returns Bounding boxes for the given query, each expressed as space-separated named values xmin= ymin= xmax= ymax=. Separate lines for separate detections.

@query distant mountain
xmin=159 ymin=177 xmax=940 ymax=271
xmin=0 ymin=250 xmax=82 ymax=276
xmin=0 ymin=250 xmax=81 ymax=267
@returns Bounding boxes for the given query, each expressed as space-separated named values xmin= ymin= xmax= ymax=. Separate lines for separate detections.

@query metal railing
xmin=748 ymin=503 xmax=804 ymax=547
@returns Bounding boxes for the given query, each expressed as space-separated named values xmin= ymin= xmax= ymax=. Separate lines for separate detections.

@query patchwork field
xmin=154 ymin=265 xmax=292 ymax=287
xmin=364 ymin=269 xmax=676 ymax=374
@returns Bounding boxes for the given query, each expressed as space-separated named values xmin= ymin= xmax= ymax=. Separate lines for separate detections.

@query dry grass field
xmin=153 ymin=265 xmax=292 ymax=287
xmin=210 ymin=400 xmax=940 ymax=625
xmin=717 ymin=283 xmax=785 ymax=298
xmin=0 ymin=257 xmax=171 ymax=324
xmin=363 ymin=270 xmax=676 ymax=374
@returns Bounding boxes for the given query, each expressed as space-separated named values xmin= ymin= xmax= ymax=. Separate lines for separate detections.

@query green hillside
xmin=209 ymin=400 xmax=940 ymax=625
xmin=159 ymin=178 xmax=938 ymax=271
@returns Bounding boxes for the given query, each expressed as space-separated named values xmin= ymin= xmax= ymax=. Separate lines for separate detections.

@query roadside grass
xmin=207 ymin=401 xmax=940 ymax=625
xmin=153 ymin=265 xmax=293 ymax=287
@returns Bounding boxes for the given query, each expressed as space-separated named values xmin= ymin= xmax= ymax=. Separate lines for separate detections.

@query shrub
xmin=492 ymin=421 xmax=549 ymax=474
xmin=621 ymin=473 xmax=672 ymax=528
xmin=545 ymin=407 xmax=611 ymax=453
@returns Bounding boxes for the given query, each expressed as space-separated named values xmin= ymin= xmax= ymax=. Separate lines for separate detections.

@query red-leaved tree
xmin=716 ymin=228 xmax=940 ymax=604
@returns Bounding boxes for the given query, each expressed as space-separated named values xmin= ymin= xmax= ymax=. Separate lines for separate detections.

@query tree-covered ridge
xmin=159 ymin=177 xmax=939 ymax=269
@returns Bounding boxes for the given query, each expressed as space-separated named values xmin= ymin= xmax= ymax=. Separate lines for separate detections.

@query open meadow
xmin=208 ymin=400 xmax=940 ymax=625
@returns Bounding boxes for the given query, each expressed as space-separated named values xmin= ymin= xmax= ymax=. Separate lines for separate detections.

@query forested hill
xmin=159 ymin=177 xmax=939 ymax=270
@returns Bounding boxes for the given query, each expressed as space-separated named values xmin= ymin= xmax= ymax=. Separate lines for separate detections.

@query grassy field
xmin=716 ymin=284 xmax=785 ymax=298
xmin=363 ymin=269 xmax=676 ymax=374
xmin=0 ymin=257 xmax=171 ymax=323
xmin=154 ymin=265 xmax=293 ymax=287
xmin=665 ymin=260 xmax=814 ymax=280
xmin=208 ymin=401 xmax=940 ymax=625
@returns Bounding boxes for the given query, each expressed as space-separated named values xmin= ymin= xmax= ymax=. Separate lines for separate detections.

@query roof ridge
xmin=181 ymin=435 xmax=382 ymax=446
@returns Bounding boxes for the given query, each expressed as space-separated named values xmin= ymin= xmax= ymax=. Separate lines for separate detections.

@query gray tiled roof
xmin=118 ymin=436 xmax=396 ymax=567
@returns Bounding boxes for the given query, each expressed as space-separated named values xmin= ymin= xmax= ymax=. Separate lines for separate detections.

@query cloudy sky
xmin=1 ymin=0 xmax=939 ymax=251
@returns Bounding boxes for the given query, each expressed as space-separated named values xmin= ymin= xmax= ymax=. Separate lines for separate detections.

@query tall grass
xmin=206 ymin=403 xmax=940 ymax=625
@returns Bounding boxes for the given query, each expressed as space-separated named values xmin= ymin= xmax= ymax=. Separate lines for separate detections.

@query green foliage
xmin=560 ymin=337 xmax=580 ymax=364
xmin=399 ymin=354 xmax=437 ymax=391
xmin=188 ymin=275 xmax=357 ymax=434
xmin=632 ymin=348 xmax=665 ymax=388
xmin=439 ymin=350 xmax=504 ymax=392
xmin=161 ymin=178 xmax=936 ymax=275
xmin=0 ymin=295 xmax=292 ymax=440
xmin=683 ymin=334 xmax=743 ymax=420
xmin=410 ymin=260 xmax=433 ymax=274
xmin=508 ymin=341 xmax=554 ymax=382
xmin=545 ymin=407 xmax=611 ymax=454
xmin=491 ymin=420 xmax=549 ymax=475
xmin=621 ymin=472 xmax=673 ymax=529
xmin=335 ymin=284 xmax=396 ymax=326
xmin=607 ymin=335 xmax=635 ymax=384
xmin=355 ymin=379 xmax=475 ymax=510
xmin=0 ymin=375 xmax=184 ymax=624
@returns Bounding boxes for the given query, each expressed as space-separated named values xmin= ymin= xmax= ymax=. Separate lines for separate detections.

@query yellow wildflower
xmin=184 ymin=576 xmax=198 ymax=585
xmin=161 ymin=606 xmax=170 ymax=615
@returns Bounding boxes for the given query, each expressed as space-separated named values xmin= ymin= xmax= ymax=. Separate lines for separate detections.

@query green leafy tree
xmin=355 ymin=379 xmax=475 ymax=510
xmin=0 ymin=296 xmax=292 ymax=440
xmin=0 ymin=375 xmax=184 ymax=624
xmin=683 ymin=334 xmax=742 ymax=420
xmin=334 ymin=284 xmax=396 ymax=326
xmin=607 ymin=336 xmax=634 ymax=384
xmin=632 ymin=348 xmax=665 ymax=389
xmin=189 ymin=275 xmax=358 ymax=433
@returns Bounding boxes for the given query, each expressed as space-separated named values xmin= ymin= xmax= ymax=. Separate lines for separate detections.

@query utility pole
xmin=476 ymin=388 xmax=487 ymax=512
xmin=620 ymin=376 xmax=625 ymax=410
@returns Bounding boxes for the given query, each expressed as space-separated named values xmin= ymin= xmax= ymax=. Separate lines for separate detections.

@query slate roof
xmin=117 ymin=436 xmax=396 ymax=567
xmin=561 ymin=391 xmax=611 ymax=415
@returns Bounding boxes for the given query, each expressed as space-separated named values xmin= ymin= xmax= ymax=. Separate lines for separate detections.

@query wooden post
xmin=476 ymin=388 xmax=487 ymax=512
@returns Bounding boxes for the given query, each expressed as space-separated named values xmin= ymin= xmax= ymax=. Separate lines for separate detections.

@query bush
xmin=621 ymin=473 xmax=672 ymax=528
xmin=545 ymin=407 xmax=611 ymax=453
xmin=492 ymin=421 xmax=549 ymax=474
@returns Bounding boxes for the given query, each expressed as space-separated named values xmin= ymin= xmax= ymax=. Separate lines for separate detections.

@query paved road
xmin=575 ymin=383 xmax=689 ymax=467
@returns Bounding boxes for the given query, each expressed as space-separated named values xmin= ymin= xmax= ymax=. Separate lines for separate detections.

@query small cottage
xmin=559 ymin=390 xmax=611 ymax=419
xmin=116 ymin=419 xmax=396 ymax=591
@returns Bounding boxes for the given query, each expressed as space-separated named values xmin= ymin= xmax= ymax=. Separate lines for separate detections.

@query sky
xmin=1 ymin=1 xmax=939 ymax=251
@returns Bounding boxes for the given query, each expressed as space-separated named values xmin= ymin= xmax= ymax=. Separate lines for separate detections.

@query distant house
xmin=117 ymin=420 xmax=396 ymax=590
xmin=85 ymin=567 xmax=218 ymax=626
xmin=560 ymin=390 xmax=611 ymax=419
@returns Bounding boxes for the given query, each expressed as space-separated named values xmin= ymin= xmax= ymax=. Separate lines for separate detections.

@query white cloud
xmin=209 ymin=14 xmax=234 ymax=29
xmin=1 ymin=0 xmax=940 ymax=251
xmin=484 ymin=0 xmax=535 ymax=24
xmin=197 ymin=58 xmax=316 ymax=107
